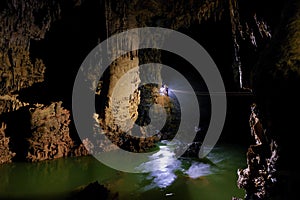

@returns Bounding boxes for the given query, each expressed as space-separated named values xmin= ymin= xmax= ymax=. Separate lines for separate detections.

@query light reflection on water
xmin=185 ymin=162 xmax=211 ymax=179
xmin=136 ymin=145 xmax=182 ymax=189
xmin=0 ymin=143 xmax=246 ymax=200
xmin=136 ymin=141 xmax=223 ymax=190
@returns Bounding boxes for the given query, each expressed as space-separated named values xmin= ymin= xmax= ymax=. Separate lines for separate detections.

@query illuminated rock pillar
xmin=98 ymin=3 xmax=141 ymax=136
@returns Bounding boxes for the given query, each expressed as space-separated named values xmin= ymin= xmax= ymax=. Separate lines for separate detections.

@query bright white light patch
xmin=160 ymin=87 xmax=166 ymax=93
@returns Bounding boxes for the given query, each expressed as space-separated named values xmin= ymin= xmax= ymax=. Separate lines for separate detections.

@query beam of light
xmin=171 ymin=89 xmax=253 ymax=96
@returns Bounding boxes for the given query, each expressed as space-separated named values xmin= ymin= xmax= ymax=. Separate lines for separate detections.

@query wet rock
xmin=0 ymin=122 xmax=15 ymax=164
xmin=236 ymin=104 xmax=279 ymax=200
xmin=72 ymin=143 xmax=90 ymax=157
xmin=92 ymin=115 xmax=161 ymax=153
xmin=68 ymin=181 xmax=117 ymax=200
xmin=181 ymin=142 xmax=202 ymax=158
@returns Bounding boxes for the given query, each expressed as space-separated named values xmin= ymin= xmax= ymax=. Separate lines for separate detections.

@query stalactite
xmin=197 ymin=0 xmax=224 ymax=23
xmin=0 ymin=0 xmax=61 ymax=95
xmin=229 ymin=0 xmax=243 ymax=89
xmin=228 ymin=0 xmax=273 ymax=90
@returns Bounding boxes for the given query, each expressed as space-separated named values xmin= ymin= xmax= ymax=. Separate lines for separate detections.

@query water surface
xmin=0 ymin=143 xmax=246 ymax=200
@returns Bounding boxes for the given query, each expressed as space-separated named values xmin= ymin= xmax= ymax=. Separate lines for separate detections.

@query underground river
xmin=0 ymin=141 xmax=246 ymax=200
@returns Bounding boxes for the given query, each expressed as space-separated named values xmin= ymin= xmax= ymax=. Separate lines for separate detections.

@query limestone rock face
xmin=104 ymin=56 xmax=140 ymax=134
xmin=0 ymin=122 xmax=15 ymax=164
xmin=0 ymin=0 xmax=90 ymax=162
xmin=236 ymin=104 xmax=279 ymax=200
xmin=0 ymin=0 xmax=61 ymax=95
xmin=229 ymin=0 xmax=273 ymax=89
xmin=93 ymin=0 xmax=224 ymax=154
xmin=0 ymin=94 xmax=29 ymax=113
xmin=249 ymin=1 xmax=300 ymax=198
xmin=26 ymin=101 xmax=74 ymax=162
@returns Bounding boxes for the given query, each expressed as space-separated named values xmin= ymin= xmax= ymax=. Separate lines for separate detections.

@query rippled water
xmin=0 ymin=143 xmax=246 ymax=200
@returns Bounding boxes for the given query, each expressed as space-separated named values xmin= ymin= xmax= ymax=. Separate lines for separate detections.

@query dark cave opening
xmin=0 ymin=107 xmax=32 ymax=162
xmin=176 ymin=20 xmax=253 ymax=146
xmin=159 ymin=49 xmax=211 ymax=142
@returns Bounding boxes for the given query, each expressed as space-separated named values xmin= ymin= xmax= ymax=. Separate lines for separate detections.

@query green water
xmin=0 ymin=143 xmax=246 ymax=200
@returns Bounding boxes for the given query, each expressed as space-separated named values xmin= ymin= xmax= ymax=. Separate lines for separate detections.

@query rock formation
xmin=26 ymin=101 xmax=74 ymax=162
xmin=0 ymin=0 xmax=89 ymax=162
xmin=0 ymin=94 xmax=29 ymax=113
xmin=0 ymin=0 xmax=62 ymax=161
xmin=249 ymin=0 xmax=300 ymax=198
xmin=0 ymin=2 xmax=298 ymax=199
xmin=229 ymin=0 xmax=272 ymax=89
xmin=0 ymin=0 xmax=273 ymax=161
xmin=234 ymin=104 xmax=279 ymax=200
xmin=0 ymin=122 xmax=15 ymax=164
xmin=68 ymin=181 xmax=117 ymax=200
xmin=92 ymin=0 xmax=230 ymax=154
xmin=0 ymin=0 xmax=61 ymax=95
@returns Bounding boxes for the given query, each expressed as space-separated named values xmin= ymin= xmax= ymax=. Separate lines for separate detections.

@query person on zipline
xmin=160 ymin=84 xmax=169 ymax=96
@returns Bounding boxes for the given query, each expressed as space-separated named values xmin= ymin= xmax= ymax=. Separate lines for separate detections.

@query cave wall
xmin=99 ymin=1 xmax=299 ymax=199
xmin=0 ymin=1 xmax=59 ymax=95
xmin=250 ymin=0 xmax=300 ymax=198
xmin=0 ymin=0 xmax=273 ymax=158
xmin=232 ymin=0 xmax=300 ymax=199
xmin=26 ymin=101 xmax=74 ymax=162
xmin=1 ymin=2 xmax=298 ymax=199
xmin=94 ymin=0 xmax=276 ymax=149
xmin=93 ymin=0 xmax=243 ymax=153
xmin=0 ymin=0 xmax=87 ymax=163
xmin=0 ymin=0 xmax=61 ymax=163
xmin=235 ymin=104 xmax=279 ymax=200
xmin=0 ymin=122 xmax=15 ymax=164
